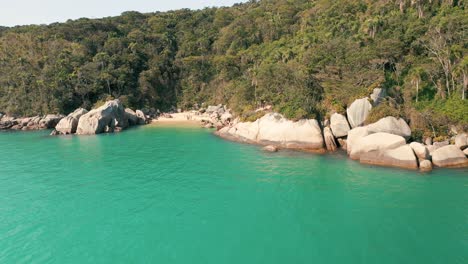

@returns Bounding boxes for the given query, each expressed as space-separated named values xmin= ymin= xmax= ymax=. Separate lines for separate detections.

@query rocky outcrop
xmin=330 ymin=113 xmax=350 ymax=138
xmin=324 ymin=127 xmax=337 ymax=151
xmin=366 ymin=116 xmax=411 ymax=139
xmin=409 ymin=142 xmax=430 ymax=161
xmin=346 ymin=116 xmax=412 ymax=155
xmin=419 ymin=160 xmax=433 ymax=172
xmin=370 ymin=88 xmax=386 ymax=106
xmin=432 ymin=145 xmax=468 ymax=168
xmin=206 ymin=104 xmax=225 ymax=114
xmin=55 ymin=108 xmax=88 ymax=135
xmin=125 ymin=108 xmax=139 ymax=126
xmin=454 ymin=133 xmax=467 ymax=150
xmin=346 ymin=126 xmax=370 ymax=155
xmin=464 ymin=148 xmax=468 ymax=156
xmin=39 ymin=114 xmax=64 ymax=129
xmin=349 ymin=132 xmax=406 ymax=160
xmin=337 ymin=138 xmax=347 ymax=150
xmin=220 ymin=111 xmax=233 ymax=124
xmin=346 ymin=98 xmax=372 ymax=128
xmin=360 ymin=145 xmax=418 ymax=170
xmin=216 ymin=113 xmax=324 ymax=150
xmin=263 ymin=145 xmax=279 ymax=152
xmin=135 ymin=110 xmax=147 ymax=125
xmin=76 ymin=100 xmax=129 ymax=135
xmin=0 ymin=114 xmax=64 ymax=131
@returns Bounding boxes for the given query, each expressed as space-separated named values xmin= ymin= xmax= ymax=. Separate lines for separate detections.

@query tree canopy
xmin=0 ymin=0 xmax=466 ymax=136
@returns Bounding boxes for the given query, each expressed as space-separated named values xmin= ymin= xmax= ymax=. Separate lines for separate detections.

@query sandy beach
xmin=150 ymin=112 xmax=207 ymax=127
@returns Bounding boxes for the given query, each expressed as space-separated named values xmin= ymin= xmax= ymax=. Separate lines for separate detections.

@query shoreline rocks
xmin=215 ymin=111 xmax=467 ymax=172
xmin=432 ymin=145 xmax=468 ymax=168
xmin=216 ymin=113 xmax=324 ymax=151
xmin=76 ymin=100 xmax=148 ymax=135
xmin=349 ymin=132 xmax=406 ymax=160
xmin=55 ymin=108 xmax=88 ymax=135
xmin=360 ymin=145 xmax=418 ymax=170
xmin=0 ymin=114 xmax=64 ymax=131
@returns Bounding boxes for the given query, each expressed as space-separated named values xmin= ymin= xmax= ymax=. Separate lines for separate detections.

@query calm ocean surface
xmin=0 ymin=125 xmax=467 ymax=263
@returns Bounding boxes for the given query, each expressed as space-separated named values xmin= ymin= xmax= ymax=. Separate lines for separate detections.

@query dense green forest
xmin=0 ymin=0 xmax=466 ymax=137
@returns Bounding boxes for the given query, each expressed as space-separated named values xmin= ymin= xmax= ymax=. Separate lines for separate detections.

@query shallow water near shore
xmin=0 ymin=126 xmax=467 ymax=263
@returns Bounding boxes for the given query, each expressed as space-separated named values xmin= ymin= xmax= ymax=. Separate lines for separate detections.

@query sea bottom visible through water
xmin=0 ymin=125 xmax=467 ymax=264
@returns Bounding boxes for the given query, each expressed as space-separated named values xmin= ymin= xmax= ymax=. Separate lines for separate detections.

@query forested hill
xmin=0 ymin=0 xmax=466 ymax=137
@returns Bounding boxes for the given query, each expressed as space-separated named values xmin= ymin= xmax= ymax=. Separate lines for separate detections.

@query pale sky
xmin=0 ymin=0 xmax=248 ymax=27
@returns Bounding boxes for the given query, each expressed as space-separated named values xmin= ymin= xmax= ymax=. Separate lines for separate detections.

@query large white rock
xmin=256 ymin=113 xmax=323 ymax=149
xmin=76 ymin=100 xmax=127 ymax=135
xmin=454 ymin=133 xmax=467 ymax=150
xmin=346 ymin=98 xmax=372 ymax=128
xmin=330 ymin=113 xmax=350 ymax=138
xmin=366 ymin=116 xmax=411 ymax=139
xmin=409 ymin=142 xmax=430 ymax=161
xmin=217 ymin=113 xmax=324 ymax=150
xmin=432 ymin=145 xmax=468 ymax=168
xmin=360 ymin=145 xmax=418 ymax=170
xmin=419 ymin=160 xmax=433 ymax=172
xmin=346 ymin=127 xmax=370 ymax=155
xmin=226 ymin=120 xmax=260 ymax=142
xmin=55 ymin=108 xmax=88 ymax=135
xmin=349 ymin=132 xmax=406 ymax=160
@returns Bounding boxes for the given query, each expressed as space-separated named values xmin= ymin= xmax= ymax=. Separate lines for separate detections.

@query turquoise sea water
xmin=0 ymin=125 xmax=467 ymax=264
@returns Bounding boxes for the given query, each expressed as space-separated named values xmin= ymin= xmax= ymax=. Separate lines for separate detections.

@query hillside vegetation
xmin=0 ymin=0 xmax=466 ymax=137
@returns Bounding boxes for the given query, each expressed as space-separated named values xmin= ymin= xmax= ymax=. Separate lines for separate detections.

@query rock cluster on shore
xmin=2 ymin=97 xmax=467 ymax=172
xmin=214 ymin=95 xmax=468 ymax=172
xmin=216 ymin=112 xmax=324 ymax=151
xmin=1 ymin=99 xmax=149 ymax=135
xmin=155 ymin=104 xmax=233 ymax=129
xmin=0 ymin=114 xmax=64 ymax=131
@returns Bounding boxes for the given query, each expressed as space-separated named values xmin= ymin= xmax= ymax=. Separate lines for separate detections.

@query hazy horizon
xmin=0 ymin=0 xmax=247 ymax=27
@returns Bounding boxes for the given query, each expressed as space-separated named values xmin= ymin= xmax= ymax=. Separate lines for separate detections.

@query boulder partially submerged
xmin=349 ymin=132 xmax=406 ymax=160
xmin=409 ymin=142 xmax=430 ymax=161
xmin=432 ymin=145 xmax=468 ymax=168
xmin=217 ymin=113 xmax=324 ymax=151
xmin=360 ymin=145 xmax=418 ymax=170
xmin=55 ymin=108 xmax=88 ymax=135
xmin=0 ymin=113 xmax=64 ymax=131
xmin=76 ymin=100 xmax=129 ymax=135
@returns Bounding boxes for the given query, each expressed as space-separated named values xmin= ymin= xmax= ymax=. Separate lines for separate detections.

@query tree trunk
xmin=416 ymin=81 xmax=419 ymax=102
xmin=463 ymin=72 xmax=467 ymax=100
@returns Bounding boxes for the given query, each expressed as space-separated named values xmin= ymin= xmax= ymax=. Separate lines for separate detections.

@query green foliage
xmin=0 ymin=0 xmax=465 ymax=137
xmin=415 ymin=96 xmax=468 ymax=124
xmin=366 ymin=101 xmax=403 ymax=125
